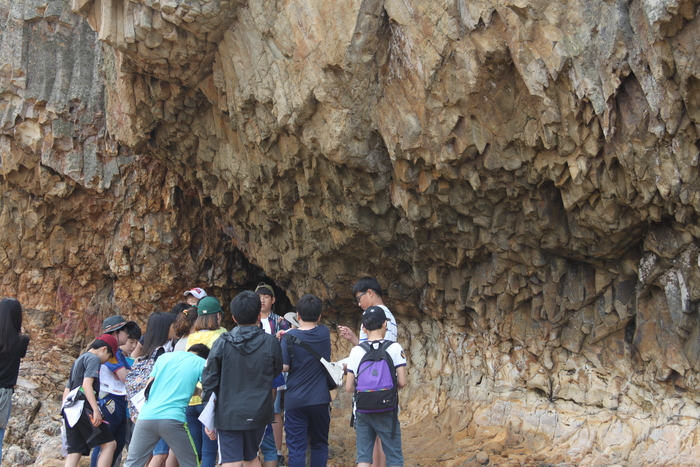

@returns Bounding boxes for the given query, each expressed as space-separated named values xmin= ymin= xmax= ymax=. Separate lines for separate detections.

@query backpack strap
xmin=281 ymin=333 xmax=326 ymax=361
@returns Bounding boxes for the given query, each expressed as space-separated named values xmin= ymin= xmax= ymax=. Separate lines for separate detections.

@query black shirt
xmin=0 ymin=335 xmax=29 ymax=389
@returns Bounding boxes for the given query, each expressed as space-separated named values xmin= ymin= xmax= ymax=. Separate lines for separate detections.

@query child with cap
xmin=201 ymin=290 xmax=283 ymax=467
xmin=255 ymin=283 xmax=289 ymax=466
xmin=338 ymin=277 xmax=399 ymax=467
xmin=183 ymin=288 xmax=207 ymax=307
xmin=62 ymin=334 xmax=119 ymax=467
xmin=345 ymin=306 xmax=407 ymax=467
xmin=91 ymin=316 xmax=137 ymax=467
xmin=184 ymin=296 xmax=226 ymax=467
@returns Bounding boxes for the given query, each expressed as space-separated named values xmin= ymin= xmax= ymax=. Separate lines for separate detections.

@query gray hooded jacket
xmin=201 ymin=325 xmax=283 ymax=430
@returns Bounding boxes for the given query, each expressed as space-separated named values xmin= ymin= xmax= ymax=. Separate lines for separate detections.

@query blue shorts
xmin=152 ymin=438 xmax=169 ymax=456
xmin=260 ymin=425 xmax=277 ymax=462
xmin=355 ymin=411 xmax=403 ymax=467
xmin=274 ymin=389 xmax=283 ymax=414
xmin=217 ymin=426 xmax=266 ymax=463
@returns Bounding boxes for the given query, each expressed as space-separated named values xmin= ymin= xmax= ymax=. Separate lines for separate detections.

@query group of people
xmin=0 ymin=276 xmax=408 ymax=467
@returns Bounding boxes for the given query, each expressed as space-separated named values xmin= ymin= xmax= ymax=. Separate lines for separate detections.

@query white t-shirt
xmin=346 ymin=340 xmax=406 ymax=375
xmin=358 ymin=305 xmax=398 ymax=343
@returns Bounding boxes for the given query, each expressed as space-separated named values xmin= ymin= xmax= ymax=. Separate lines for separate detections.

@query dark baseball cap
xmin=102 ymin=315 xmax=135 ymax=333
xmin=362 ymin=306 xmax=390 ymax=331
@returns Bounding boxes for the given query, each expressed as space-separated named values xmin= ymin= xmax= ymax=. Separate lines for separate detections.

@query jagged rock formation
xmin=2 ymin=0 xmax=700 ymax=464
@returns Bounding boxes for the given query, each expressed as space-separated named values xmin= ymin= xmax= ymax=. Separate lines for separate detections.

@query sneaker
xmin=278 ymin=454 xmax=286 ymax=466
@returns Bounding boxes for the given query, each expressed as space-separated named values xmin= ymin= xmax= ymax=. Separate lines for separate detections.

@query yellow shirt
xmin=187 ymin=327 xmax=226 ymax=405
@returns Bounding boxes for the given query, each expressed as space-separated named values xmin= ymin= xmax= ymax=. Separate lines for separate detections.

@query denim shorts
xmin=355 ymin=411 xmax=403 ymax=467
xmin=260 ymin=425 xmax=277 ymax=462
xmin=152 ymin=438 xmax=169 ymax=456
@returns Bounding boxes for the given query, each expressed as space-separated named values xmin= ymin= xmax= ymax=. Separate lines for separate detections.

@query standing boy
xmin=91 ymin=316 xmax=135 ymax=467
xmin=338 ymin=277 xmax=398 ymax=467
xmin=338 ymin=277 xmax=398 ymax=346
xmin=256 ymin=282 xmax=289 ymax=465
xmin=281 ymin=294 xmax=332 ymax=467
xmin=201 ymin=290 xmax=283 ymax=467
xmin=122 ymin=344 xmax=209 ymax=467
xmin=345 ymin=306 xmax=407 ymax=467
xmin=62 ymin=334 xmax=119 ymax=467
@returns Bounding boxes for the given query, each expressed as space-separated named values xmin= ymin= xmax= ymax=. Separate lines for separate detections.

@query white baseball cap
xmin=183 ymin=287 xmax=207 ymax=300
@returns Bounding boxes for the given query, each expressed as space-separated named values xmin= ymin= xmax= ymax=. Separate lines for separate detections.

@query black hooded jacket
xmin=201 ymin=325 xmax=283 ymax=430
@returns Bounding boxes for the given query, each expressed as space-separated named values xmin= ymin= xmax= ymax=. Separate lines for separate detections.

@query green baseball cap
xmin=197 ymin=296 xmax=222 ymax=315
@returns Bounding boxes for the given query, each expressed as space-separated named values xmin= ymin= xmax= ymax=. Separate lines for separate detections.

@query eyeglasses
xmin=355 ymin=291 xmax=368 ymax=303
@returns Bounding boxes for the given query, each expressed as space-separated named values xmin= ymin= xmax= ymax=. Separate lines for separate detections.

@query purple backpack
xmin=354 ymin=340 xmax=398 ymax=413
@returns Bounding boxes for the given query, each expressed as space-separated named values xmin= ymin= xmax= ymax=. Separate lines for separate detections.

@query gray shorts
xmin=355 ymin=411 xmax=403 ymax=467
xmin=124 ymin=419 xmax=198 ymax=467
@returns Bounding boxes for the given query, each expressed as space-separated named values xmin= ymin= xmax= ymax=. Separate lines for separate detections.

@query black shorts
xmin=217 ymin=426 xmax=266 ymax=463
xmin=63 ymin=406 xmax=114 ymax=455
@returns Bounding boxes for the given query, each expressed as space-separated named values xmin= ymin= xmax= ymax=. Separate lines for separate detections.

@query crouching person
xmin=123 ymin=344 xmax=209 ymax=467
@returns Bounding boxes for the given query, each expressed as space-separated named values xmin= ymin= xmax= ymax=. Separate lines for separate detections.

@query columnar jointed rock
xmin=3 ymin=0 xmax=700 ymax=464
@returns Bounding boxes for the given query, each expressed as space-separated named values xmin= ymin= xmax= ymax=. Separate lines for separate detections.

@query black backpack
xmin=352 ymin=340 xmax=399 ymax=437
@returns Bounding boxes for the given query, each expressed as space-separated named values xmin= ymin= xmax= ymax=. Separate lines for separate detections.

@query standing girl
xmin=0 ymin=298 xmax=30 ymax=462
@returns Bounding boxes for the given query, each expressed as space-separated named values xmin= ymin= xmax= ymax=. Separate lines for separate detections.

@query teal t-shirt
xmin=138 ymin=351 xmax=205 ymax=422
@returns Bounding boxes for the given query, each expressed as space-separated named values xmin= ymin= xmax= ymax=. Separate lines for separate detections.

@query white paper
xmin=130 ymin=387 xmax=147 ymax=414
xmin=198 ymin=393 xmax=217 ymax=431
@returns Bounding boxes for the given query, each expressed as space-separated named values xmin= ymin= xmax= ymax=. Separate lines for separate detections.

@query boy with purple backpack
xmin=345 ymin=306 xmax=407 ymax=467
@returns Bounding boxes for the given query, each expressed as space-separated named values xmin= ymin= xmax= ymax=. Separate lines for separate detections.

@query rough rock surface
xmin=2 ymin=0 xmax=700 ymax=465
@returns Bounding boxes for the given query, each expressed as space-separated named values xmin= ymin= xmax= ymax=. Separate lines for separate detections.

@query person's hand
xmin=205 ymin=427 xmax=217 ymax=440
xmin=89 ymin=410 xmax=103 ymax=427
xmin=338 ymin=326 xmax=356 ymax=342
xmin=276 ymin=330 xmax=286 ymax=340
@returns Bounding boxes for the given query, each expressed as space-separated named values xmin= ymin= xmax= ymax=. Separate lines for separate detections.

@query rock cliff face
xmin=2 ymin=0 xmax=700 ymax=464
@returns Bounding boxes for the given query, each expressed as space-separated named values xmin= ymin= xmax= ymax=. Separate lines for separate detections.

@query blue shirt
xmin=139 ymin=352 xmax=205 ymax=422
xmin=281 ymin=326 xmax=331 ymax=411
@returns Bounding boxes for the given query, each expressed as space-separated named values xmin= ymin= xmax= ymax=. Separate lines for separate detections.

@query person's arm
xmin=131 ymin=341 xmax=144 ymax=359
xmin=338 ymin=326 xmax=359 ymax=346
xmin=82 ymin=377 xmax=102 ymax=426
xmin=345 ymin=372 xmax=355 ymax=393
xmin=115 ymin=367 xmax=128 ymax=382
xmin=201 ymin=341 xmax=222 ymax=403
xmin=396 ymin=366 xmax=407 ymax=389
xmin=273 ymin=339 xmax=283 ymax=378
xmin=62 ymin=387 xmax=70 ymax=401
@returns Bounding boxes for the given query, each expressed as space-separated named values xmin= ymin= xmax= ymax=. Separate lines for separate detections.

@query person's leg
xmin=371 ymin=413 xmax=403 ymax=467
xmin=305 ymin=405 xmax=330 ymax=467
xmin=148 ymin=454 xmax=167 ymax=467
xmin=148 ymin=438 xmax=170 ymax=467
xmin=165 ymin=450 xmax=180 ymax=467
xmin=110 ymin=397 xmax=128 ymax=466
xmin=185 ymin=405 xmax=203 ymax=463
xmin=372 ymin=437 xmax=387 ymax=467
xmin=64 ymin=452 xmax=82 ymax=467
xmin=159 ymin=419 xmax=199 ymax=467
xmin=260 ymin=426 xmax=277 ymax=467
xmin=273 ymin=389 xmax=284 ymax=464
xmin=354 ymin=412 xmax=377 ymax=467
xmin=200 ymin=424 xmax=218 ymax=467
xmin=97 ymin=440 xmax=117 ymax=467
xmin=284 ymin=408 xmax=308 ymax=467
xmin=124 ymin=420 xmax=163 ymax=467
